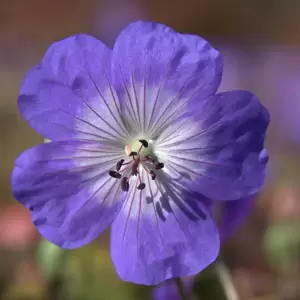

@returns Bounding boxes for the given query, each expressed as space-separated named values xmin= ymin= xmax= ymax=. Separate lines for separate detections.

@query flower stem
xmin=174 ymin=277 xmax=191 ymax=300
xmin=214 ymin=261 xmax=239 ymax=300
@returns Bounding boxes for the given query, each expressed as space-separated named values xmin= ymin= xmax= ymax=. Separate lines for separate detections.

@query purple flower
xmin=11 ymin=21 xmax=269 ymax=285
xmin=218 ymin=196 xmax=255 ymax=242
xmin=152 ymin=197 xmax=255 ymax=299
xmin=153 ymin=277 xmax=194 ymax=300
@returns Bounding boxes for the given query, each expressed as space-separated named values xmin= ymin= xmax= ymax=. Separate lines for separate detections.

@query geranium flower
xmin=152 ymin=196 xmax=256 ymax=299
xmin=11 ymin=21 xmax=269 ymax=285
xmin=217 ymin=196 xmax=255 ymax=242
xmin=153 ymin=276 xmax=194 ymax=300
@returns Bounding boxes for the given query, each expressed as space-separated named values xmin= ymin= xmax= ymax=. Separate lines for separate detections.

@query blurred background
xmin=1 ymin=0 xmax=300 ymax=299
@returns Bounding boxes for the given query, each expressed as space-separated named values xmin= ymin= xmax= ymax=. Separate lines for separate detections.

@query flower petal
xmin=110 ymin=170 xmax=219 ymax=285
xmin=219 ymin=196 xmax=255 ymax=241
xmin=18 ymin=34 xmax=129 ymax=142
xmin=156 ymin=90 xmax=269 ymax=201
xmin=153 ymin=277 xmax=195 ymax=300
xmin=11 ymin=140 xmax=126 ymax=248
xmin=111 ymin=21 xmax=223 ymax=134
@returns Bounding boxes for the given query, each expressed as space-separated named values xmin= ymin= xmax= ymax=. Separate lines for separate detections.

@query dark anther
xmin=121 ymin=177 xmax=129 ymax=192
xmin=150 ymin=170 xmax=156 ymax=180
xmin=137 ymin=183 xmax=146 ymax=190
xmin=132 ymin=169 xmax=138 ymax=176
xmin=139 ymin=139 xmax=148 ymax=148
xmin=116 ymin=159 xmax=124 ymax=171
xmin=109 ymin=170 xmax=122 ymax=179
xmin=129 ymin=151 xmax=138 ymax=156
xmin=145 ymin=155 xmax=155 ymax=163
xmin=155 ymin=163 xmax=164 ymax=170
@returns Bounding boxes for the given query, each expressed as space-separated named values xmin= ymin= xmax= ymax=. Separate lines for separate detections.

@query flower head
xmin=11 ymin=21 xmax=269 ymax=285
xmin=217 ymin=196 xmax=255 ymax=242
xmin=152 ymin=196 xmax=255 ymax=299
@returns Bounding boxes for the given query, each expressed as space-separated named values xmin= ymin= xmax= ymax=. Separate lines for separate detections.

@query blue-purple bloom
xmin=152 ymin=197 xmax=255 ymax=299
xmin=153 ymin=277 xmax=194 ymax=300
xmin=217 ymin=196 xmax=255 ymax=242
xmin=11 ymin=21 xmax=269 ymax=285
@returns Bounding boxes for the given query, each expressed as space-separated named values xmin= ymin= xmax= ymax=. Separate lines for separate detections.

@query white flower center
xmin=108 ymin=139 xmax=164 ymax=192
xmin=125 ymin=138 xmax=155 ymax=160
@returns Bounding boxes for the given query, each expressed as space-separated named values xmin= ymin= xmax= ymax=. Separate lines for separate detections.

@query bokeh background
xmin=1 ymin=0 xmax=300 ymax=299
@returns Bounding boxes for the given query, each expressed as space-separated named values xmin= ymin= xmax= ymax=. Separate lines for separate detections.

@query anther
xmin=132 ymin=169 xmax=138 ymax=176
xmin=121 ymin=177 xmax=129 ymax=192
xmin=150 ymin=170 xmax=156 ymax=180
xmin=139 ymin=139 xmax=148 ymax=148
xmin=129 ymin=151 xmax=137 ymax=157
xmin=116 ymin=159 xmax=124 ymax=171
xmin=137 ymin=183 xmax=146 ymax=190
xmin=109 ymin=170 xmax=122 ymax=179
xmin=155 ymin=163 xmax=164 ymax=170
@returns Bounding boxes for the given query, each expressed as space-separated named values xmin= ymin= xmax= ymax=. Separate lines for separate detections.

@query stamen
xmin=129 ymin=151 xmax=138 ymax=157
xmin=140 ymin=164 xmax=156 ymax=180
xmin=131 ymin=157 xmax=140 ymax=176
xmin=109 ymin=170 xmax=122 ymax=179
xmin=143 ymin=155 xmax=155 ymax=163
xmin=150 ymin=170 xmax=156 ymax=180
xmin=137 ymin=183 xmax=146 ymax=190
xmin=111 ymin=139 xmax=163 ymax=191
xmin=143 ymin=160 xmax=155 ymax=166
xmin=140 ymin=164 xmax=152 ymax=175
xmin=137 ymin=144 xmax=143 ymax=154
xmin=155 ymin=163 xmax=164 ymax=170
xmin=116 ymin=159 xmax=125 ymax=171
xmin=138 ymin=171 xmax=142 ymax=183
xmin=121 ymin=177 xmax=129 ymax=192
xmin=119 ymin=164 xmax=132 ymax=173
xmin=139 ymin=139 xmax=148 ymax=148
